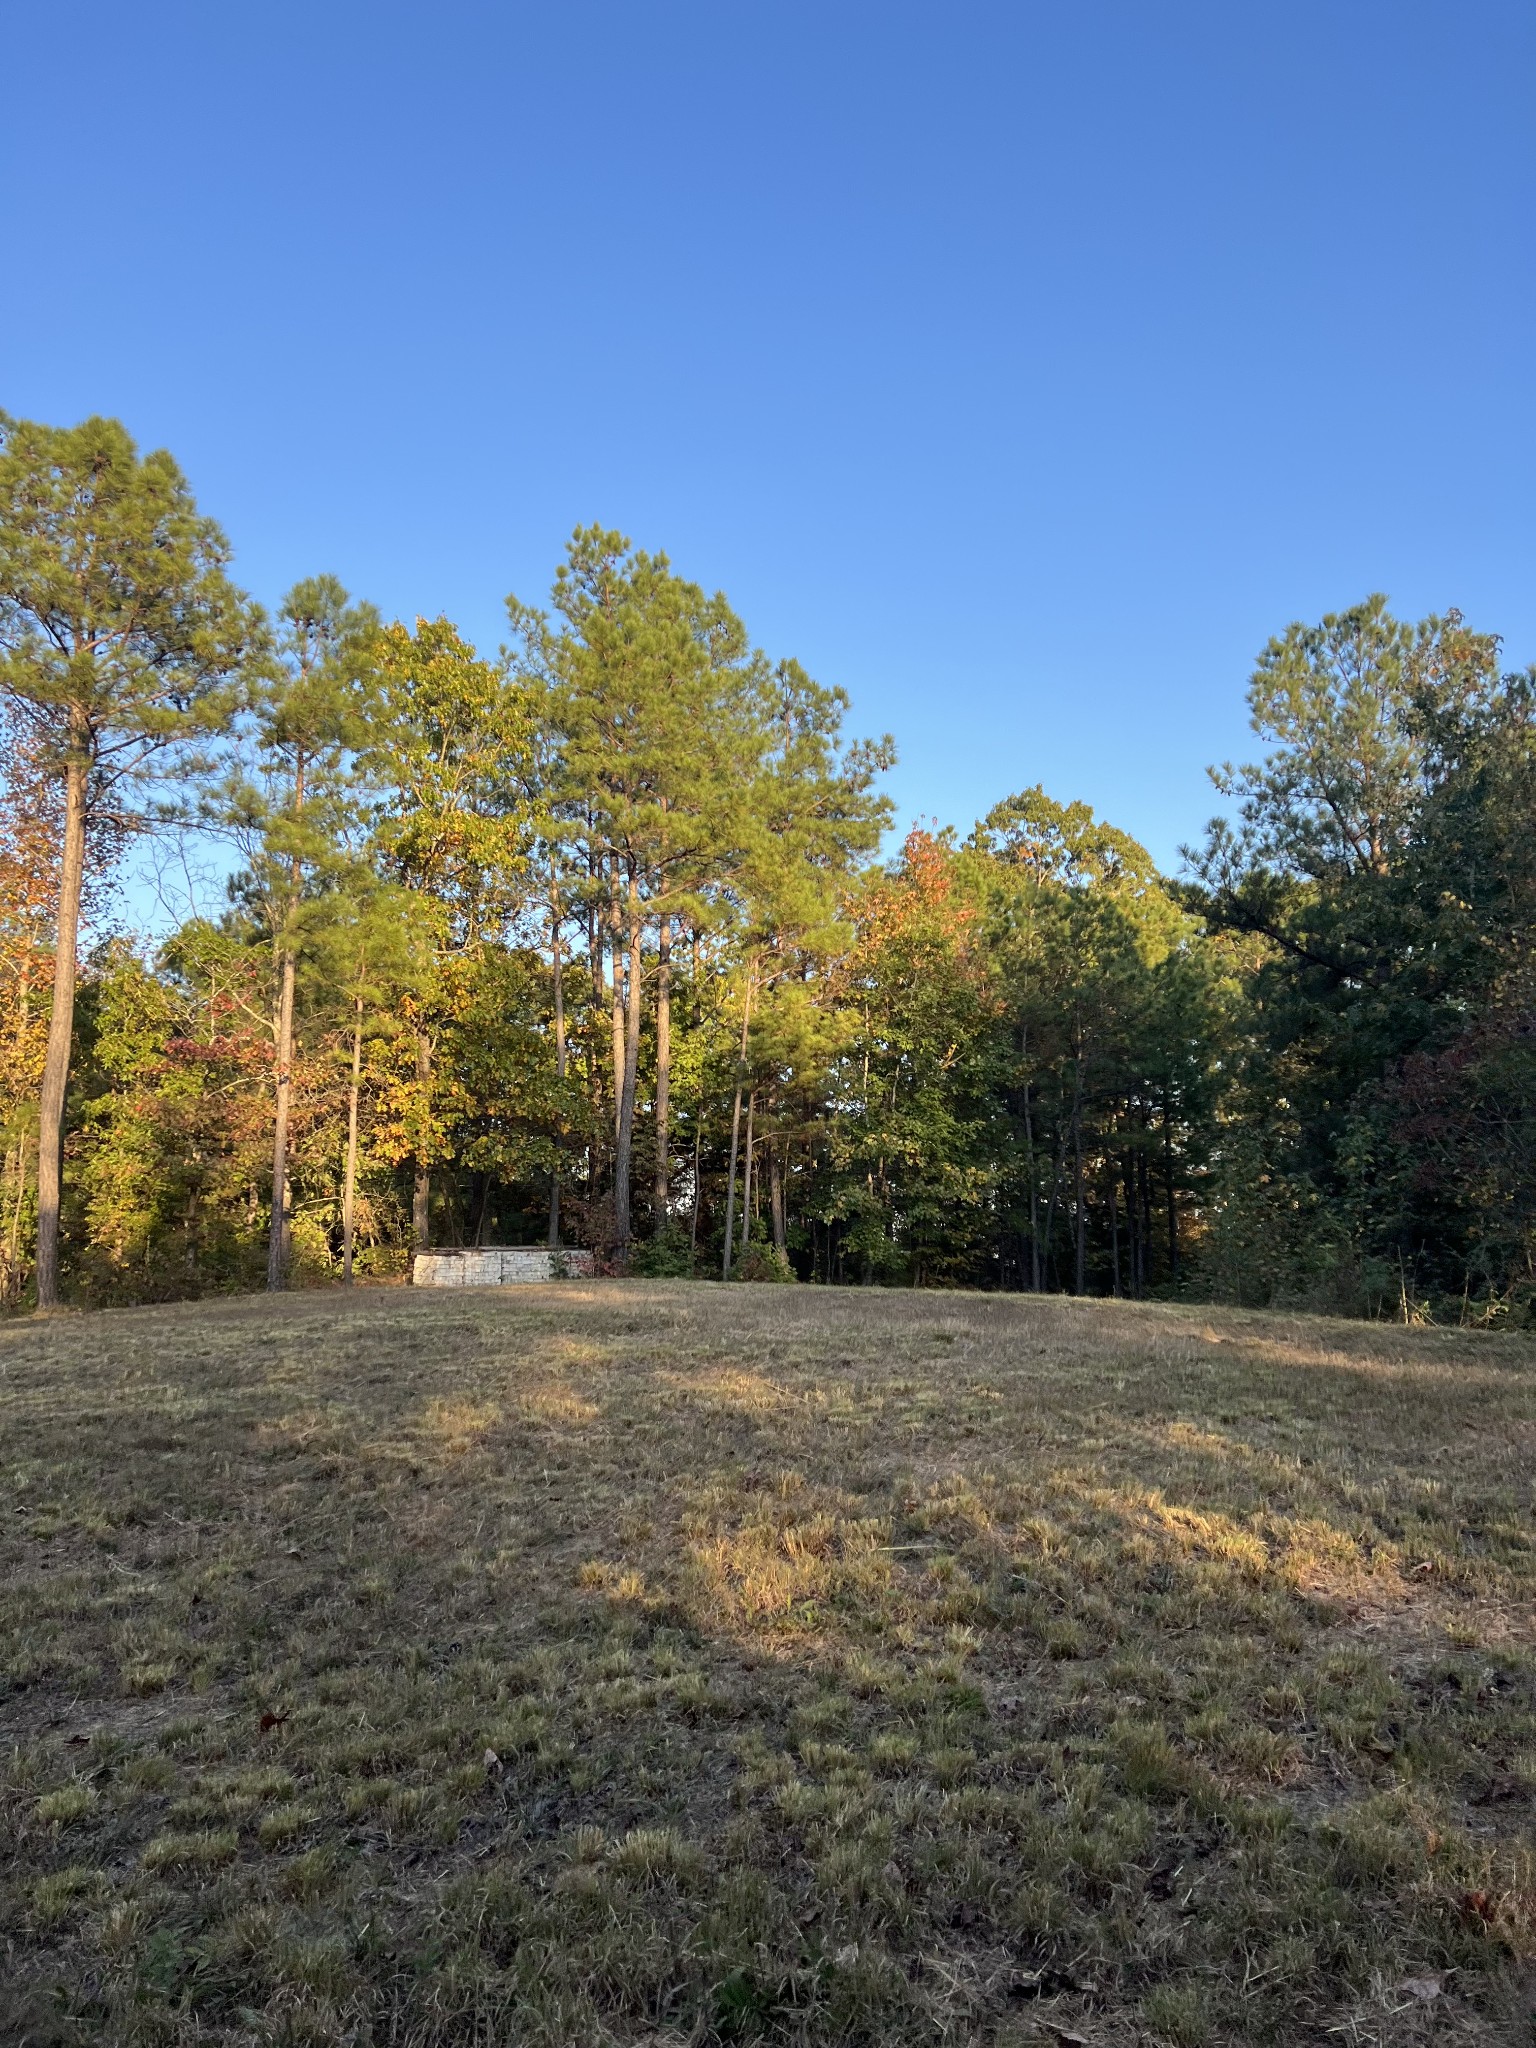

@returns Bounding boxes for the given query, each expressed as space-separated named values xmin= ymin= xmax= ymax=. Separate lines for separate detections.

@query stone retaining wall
xmin=411 ymin=1247 xmax=595 ymax=1286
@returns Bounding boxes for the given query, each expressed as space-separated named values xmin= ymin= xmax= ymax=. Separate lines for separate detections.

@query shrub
xmin=734 ymin=1243 xmax=795 ymax=1284
xmin=629 ymin=1225 xmax=696 ymax=1278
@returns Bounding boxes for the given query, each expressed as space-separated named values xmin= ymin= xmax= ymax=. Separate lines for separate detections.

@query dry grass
xmin=1 ymin=1282 xmax=1534 ymax=2046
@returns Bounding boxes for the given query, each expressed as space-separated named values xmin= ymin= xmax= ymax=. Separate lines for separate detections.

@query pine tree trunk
xmin=740 ymin=1090 xmax=756 ymax=1256
xmin=266 ymin=943 xmax=296 ymax=1291
xmin=769 ymin=1139 xmax=786 ymax=1255
xmin=1163 ymin=1094 xmax=1179 ymax=1280
xmin=653 ymin=915 xmax=671 ymax=1223
xmin=609 ymin=949 xmax=626 ymax=1146
xmin=721 ymin=965 xmax=755 ymax=1278
xmin=1130 ymin=1155 xmax=1146 ymax=1294
xmin=33 ymin=754 xmax=86 ymax=1310
xmin=587 ymin=857 xmax=604 ymax=1003
xmin=585 ymin=890 xmax=604 ymax=1195
xmin=1041 ymin=1111 xmax=1068 ymax=1291
xmin=1021 ymin=1033 xmax=1040 ymax=1290
xmin=266 ymin=754 xmax=307 ymax=1296
xmin=614 ymin=881 xmax=642 ymax=1251
xmin=342 ymin=994 xmax=363 ymax=1284
xmin=412 ymin=1030 xmax=432 ymax=1251
xmin=1071 ymin=1039 xmax=1085 ymax=1295
xmin=548 ymin=870 xmax=566 ymax=1248
xmin=608 ymin=882 xmax=627 ymax=1191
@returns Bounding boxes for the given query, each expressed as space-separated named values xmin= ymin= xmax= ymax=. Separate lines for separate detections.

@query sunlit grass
xmin=1 ymin=1282 xmax=1533 ymax=2043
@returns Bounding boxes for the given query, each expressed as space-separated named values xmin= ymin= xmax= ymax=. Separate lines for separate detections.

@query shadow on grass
xmin=1 ymin=1283 xmax=1533 ymax=2046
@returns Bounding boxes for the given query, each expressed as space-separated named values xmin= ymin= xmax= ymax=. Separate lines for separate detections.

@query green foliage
xmin=733 ymin=1241 xmax=795 ymax=1283
xmin=69 ymin=940 xmax=268 ymax=1300
xmin=2 ymin=415 xmax=1532 ymax=1322
xmin=372 ymin=614 xmax=537 ymax=933
xmin=629 ymin=1224 xmax=697 ymax=1279
xmin=0 ymin=412 xmax=251 ymax=774
xmin=1190 ymin=599 xmax=1536 ymax=1314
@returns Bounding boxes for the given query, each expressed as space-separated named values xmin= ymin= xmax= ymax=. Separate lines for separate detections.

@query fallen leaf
xmin=259 ymin=1711 xmax=288 ymax=1733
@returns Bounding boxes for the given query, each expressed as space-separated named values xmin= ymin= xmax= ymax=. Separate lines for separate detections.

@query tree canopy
xmin=2 ymin=415 xmax=1533 ymax=1326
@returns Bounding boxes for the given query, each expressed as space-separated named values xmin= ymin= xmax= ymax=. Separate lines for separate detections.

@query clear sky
xmin=5 ymin=0 xmax=1532 ymax=871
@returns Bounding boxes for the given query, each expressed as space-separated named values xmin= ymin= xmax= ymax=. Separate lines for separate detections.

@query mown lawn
xmin=1 ymin=1282 xmax=1534 ymax=2047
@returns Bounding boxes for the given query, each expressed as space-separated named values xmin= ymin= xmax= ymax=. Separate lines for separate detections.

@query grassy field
xmin=2 ymin=1282 xmax=1534 ymax=2047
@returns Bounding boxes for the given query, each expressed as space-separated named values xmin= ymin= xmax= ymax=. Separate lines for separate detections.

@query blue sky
xmin=5 ymin=0 xmax=1533 ymax=871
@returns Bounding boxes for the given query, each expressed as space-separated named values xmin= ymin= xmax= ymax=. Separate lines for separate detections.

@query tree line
xmin=3 ymin=413 xmax=1533 ymax=1323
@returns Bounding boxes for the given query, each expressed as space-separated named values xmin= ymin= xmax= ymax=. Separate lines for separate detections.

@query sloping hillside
xmin=2 ymin=1284 xmax=1533 ymax=2045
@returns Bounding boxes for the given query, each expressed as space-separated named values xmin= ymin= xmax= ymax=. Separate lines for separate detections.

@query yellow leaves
xmin=371 ymin=614 xmax=538 ymax=907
